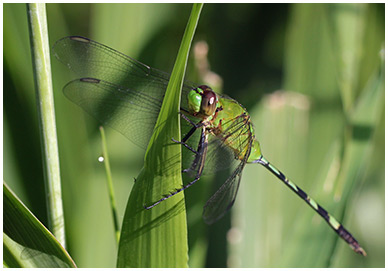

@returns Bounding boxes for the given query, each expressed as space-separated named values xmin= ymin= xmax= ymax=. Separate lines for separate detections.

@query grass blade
xmin=99 ymin=126 xmax=120 ymax=245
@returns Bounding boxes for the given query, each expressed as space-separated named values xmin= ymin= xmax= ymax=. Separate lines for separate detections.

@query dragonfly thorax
xmin=188 ymin=85 xmax=219 ymax=119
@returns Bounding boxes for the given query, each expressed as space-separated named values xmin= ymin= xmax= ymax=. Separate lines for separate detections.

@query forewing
xmin=53 ymin=36 xmax=195 ymax=147
xmin=64 ymin=78 xmax=164 ymax=148
xmin=53 ymin=36 xmax=194 ymax=102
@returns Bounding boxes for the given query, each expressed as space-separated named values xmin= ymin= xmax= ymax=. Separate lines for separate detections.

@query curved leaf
xmin=116 ymin=4 xmax=203 ymax=268
xmin=3 ymin=183 xmax=76 ymax=268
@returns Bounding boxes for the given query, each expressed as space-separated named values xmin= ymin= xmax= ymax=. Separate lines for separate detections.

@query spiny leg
xmin=255 ymin=156 xmax=366 ymax=256
xmin=179 ymin=110 xmax=202 ymax=128
xmin=185 ymin=126 xmax=208 ymax=176
xmin=143 ymin=175 xmax=201 ymax=209
xmin=171 ymin=114 xmax=203 ymax=153
xmin=172 ymin=137 xmax=198 ymax=154
xmin=144 ymin=127 xmax=208 ymax=209
xmin=173 ymin=115 xmax=205 ymax=172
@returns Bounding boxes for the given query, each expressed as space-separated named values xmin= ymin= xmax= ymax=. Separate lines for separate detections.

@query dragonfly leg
xmin=179 ymin=110 xmax=205 ymax=129
xmin=171 ymin=117 xmax=203 ymax=153
xmin=182 ymin=125 xmax=198 ymax=143
xmin=144 ymin=174 xmax=202 ymax=210
xmin=144 ymin=127 xmax=208 ymax=209
xmin=183 ymin=126 xmax=207 ymax=174
xmin=172 ymin=138 xmax=198 ymax=154
xmin=172 ymin=124 xmax=205 ymax=173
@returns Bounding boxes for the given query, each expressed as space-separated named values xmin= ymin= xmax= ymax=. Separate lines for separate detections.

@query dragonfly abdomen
xmin=256 ymin=156 xmax=366 ymax=256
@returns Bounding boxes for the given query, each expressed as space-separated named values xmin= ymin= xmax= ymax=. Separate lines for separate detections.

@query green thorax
xmin=207 ymin=95 xmax=262 ymax=163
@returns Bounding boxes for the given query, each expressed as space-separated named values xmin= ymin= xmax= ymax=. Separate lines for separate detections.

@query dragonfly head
xmin=188 ymin=85 xmax=218 ymax=118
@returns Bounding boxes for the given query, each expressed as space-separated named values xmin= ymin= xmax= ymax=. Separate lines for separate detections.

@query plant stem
xmin=26 ymin=3 xmax=65 ymax=247
xmin=99 ymin=126 xmax=120 ymax=245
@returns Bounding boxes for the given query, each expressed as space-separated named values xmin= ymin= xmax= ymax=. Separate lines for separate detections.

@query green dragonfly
xmin=53 ymin=36 xmax=366 ymax=256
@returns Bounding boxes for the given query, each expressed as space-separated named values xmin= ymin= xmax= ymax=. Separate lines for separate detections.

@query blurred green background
xmin=4 ymin=3 xmax=384 ymax=268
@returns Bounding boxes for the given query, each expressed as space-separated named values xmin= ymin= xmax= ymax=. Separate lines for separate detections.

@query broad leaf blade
xmin=117 ymin=4 xmax=203 ymax=268
xmin=3 ymin=183 xmax=76 ymax=268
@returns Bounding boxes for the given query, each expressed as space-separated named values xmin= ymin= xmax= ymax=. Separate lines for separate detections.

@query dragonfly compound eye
xmin=200 ymin=90 xmax=217 ymax=116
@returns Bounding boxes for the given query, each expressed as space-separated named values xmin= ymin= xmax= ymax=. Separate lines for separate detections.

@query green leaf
xmin=3 ymin=183 xmax=76 ymax=268
xmin=327 ymin=3 xmax=367 ymax=113
xmin=116 ymin=4 xmax=203 ymax=268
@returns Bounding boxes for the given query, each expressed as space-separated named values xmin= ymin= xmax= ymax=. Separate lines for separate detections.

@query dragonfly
xmin=53 ymin=36 xmax=366 ymax=256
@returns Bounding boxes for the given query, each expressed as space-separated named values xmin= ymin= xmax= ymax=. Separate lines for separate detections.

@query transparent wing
xmin=53 ymin=36 xmax=195 ymax=94
xmin=202 ymin=115 xmax=254 ymax=224
xmin=201 ymin=135 xmax=239 ymax=174
xmin=63 ymin=78 xmax=165 ymax=148
xmin=202 ymin=159 xmax=246 ymax=224
xmin=53 ymin=36 xmax=194 ymax=148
